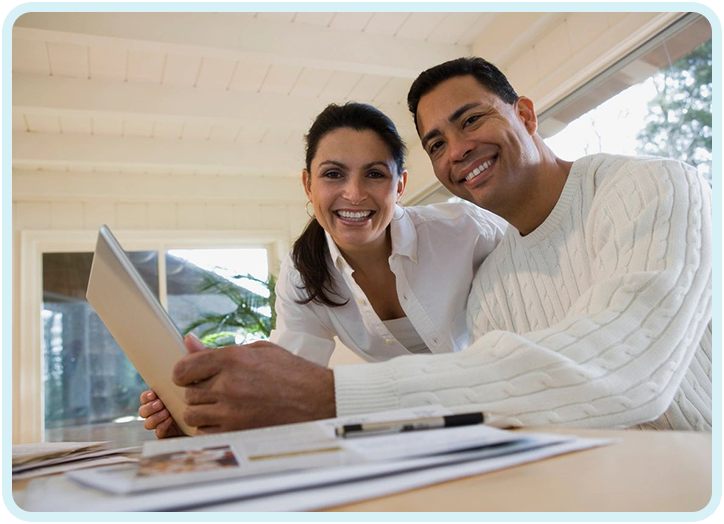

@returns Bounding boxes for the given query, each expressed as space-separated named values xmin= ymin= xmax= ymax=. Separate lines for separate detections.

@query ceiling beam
xmin=13 ymin=12 xmax=470 ymax=78
xmin=12 ymin=131 xmax=304 ymax=175
xmin=472 ymin=13 xmax=567 ymax=67
xmin=12 ymin=169 xmax=304 ymax=203
xmin=12 ymin=73 xmax=416 ymax=135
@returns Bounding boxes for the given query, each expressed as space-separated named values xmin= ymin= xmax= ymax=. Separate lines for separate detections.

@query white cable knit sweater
xmin=333 ymin=154 xmax=712 ymax=430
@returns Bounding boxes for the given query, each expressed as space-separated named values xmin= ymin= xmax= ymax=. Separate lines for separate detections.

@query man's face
xmin=416 ymin=75 xmax=539 ymax=217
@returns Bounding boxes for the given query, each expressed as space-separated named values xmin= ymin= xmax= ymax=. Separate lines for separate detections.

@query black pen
xmin=335 ymin=412 xmax=490 ymax=438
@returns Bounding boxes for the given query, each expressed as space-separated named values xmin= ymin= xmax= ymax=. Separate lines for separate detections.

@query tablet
xmin=86 ymin=225 xmax=195 ymax=436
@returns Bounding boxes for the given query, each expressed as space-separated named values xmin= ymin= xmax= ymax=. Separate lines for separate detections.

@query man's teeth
xmin=464 ymin=157 xmax=496 ymax=182
xmin=337 ymin=210 xmax=372 ymax=220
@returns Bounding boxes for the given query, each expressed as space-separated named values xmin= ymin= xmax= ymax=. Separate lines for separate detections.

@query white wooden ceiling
xmin=12 ymin=12 xmax=506 ymax=180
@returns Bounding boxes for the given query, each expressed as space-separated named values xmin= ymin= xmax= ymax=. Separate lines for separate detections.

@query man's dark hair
xmin=407 ymin=57 xmax=519 ymax=130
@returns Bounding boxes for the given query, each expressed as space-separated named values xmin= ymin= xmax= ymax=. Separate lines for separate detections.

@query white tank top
xmin=382 ymin=316 xmax=431 ymax=354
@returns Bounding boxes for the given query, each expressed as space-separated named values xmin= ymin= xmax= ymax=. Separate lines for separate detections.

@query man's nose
xmin=448 ymin=135 xmax=475 ymax=163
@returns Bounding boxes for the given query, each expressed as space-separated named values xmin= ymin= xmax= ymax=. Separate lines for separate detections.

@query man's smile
xmin=460 ymin=154 xmax=498 ymax=185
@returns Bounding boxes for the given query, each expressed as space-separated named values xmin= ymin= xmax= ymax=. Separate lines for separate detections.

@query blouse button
xmin=385 ymin=339 xmax=394 ymax=345
xmin=358 ymin=298 xmax=365 ymax=306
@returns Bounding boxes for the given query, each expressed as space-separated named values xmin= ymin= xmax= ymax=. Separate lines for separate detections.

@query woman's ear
xmin=396 ymin=170 xmax=408 ymax=202
xmin=302 ymin=169 xmax=312 ymax=201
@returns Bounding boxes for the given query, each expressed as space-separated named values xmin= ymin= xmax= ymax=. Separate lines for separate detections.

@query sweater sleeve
xmin=269 ymin=256 xmax=337 ymax=367
xmin=334 ymin=159 xmax=712 ymax=428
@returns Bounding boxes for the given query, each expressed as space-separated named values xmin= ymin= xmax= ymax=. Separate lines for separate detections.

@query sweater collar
xmin=513 ymin=157 xmax=588 ymax=247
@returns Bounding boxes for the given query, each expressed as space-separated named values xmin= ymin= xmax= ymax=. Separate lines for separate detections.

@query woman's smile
xmin=334 ymin=209 xmax=376 ymax=225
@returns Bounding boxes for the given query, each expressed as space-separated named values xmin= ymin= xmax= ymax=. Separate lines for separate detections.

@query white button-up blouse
xmin=269 ymin=202 xmax=507 ymax=366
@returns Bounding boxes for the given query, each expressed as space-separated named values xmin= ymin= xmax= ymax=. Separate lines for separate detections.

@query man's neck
xmin=512 ymin=153 xmax=574 ymax=236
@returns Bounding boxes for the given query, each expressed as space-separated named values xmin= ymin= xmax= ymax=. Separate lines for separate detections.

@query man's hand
xmin=172 ymin=337 xmax=336 ymax=434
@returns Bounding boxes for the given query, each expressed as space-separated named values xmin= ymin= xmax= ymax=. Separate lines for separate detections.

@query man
xmin=143 ymin=57 xmax=711 ymax=436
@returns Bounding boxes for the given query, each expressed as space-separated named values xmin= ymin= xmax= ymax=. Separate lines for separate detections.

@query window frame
xmin=18 ymin=228 xmax=288 ymax=442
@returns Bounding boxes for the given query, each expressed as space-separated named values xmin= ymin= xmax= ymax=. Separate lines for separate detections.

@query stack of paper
xmin=20 ymin=407 xmax=614 ymax=511
xmin=12 ymin=441 xmax=139 ymax=481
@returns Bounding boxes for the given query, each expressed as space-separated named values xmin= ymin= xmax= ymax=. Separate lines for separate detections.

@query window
xmin=41 ymin=244 xmax=270 ymax=440
xmin=42 ymin=252 xmax=157 ymax=433
xmin=165 ymin=248 xmax=271 ymax=347
xmin=541 ymin=15 xmax=711 ymax=184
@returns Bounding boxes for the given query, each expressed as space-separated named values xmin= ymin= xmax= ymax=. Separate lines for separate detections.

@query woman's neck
xmin=337 ymin=229 xmax=392 ymax=275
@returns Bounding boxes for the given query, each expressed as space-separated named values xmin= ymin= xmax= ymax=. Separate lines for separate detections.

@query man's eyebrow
xmin=449 ymin=102 xmax=482 ymax=124
xmin=421 ymin=102 xmax=483 ymax=148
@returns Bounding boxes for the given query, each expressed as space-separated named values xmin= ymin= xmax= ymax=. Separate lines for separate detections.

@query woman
xmin=139 ymin=102 xmax=506 ymax=437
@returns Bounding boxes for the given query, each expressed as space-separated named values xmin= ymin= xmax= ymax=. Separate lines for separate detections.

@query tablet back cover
xmin=86 ymin=225 xmax=195 ymax=436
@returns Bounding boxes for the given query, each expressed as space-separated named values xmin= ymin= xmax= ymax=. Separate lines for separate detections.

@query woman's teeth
xmin=336 ymin=210 xmax=373 ymax=221
xmin=465 ymin=156 xmax=496 ymax=182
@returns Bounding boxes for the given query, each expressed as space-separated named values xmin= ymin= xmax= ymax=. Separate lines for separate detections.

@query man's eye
xmin=464 ymin=115 xmax=480 ymax=127
xmin=429 ymin=141 xmax=444 ymax=154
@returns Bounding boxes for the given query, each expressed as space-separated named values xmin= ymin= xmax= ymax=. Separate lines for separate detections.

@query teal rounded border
xmin=2 ymin=1 xmax=721 ymax=522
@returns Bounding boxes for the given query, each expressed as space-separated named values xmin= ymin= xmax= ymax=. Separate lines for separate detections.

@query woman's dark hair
xmin=407 ymin=57 xmax=519 ymax=131
xmin=292 ymin=102 xmax=407 ymax=307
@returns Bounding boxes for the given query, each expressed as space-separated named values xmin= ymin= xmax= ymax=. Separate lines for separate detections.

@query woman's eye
xmin=367 ymin=171 xmax=386 ymax=178
xmin=323 ymin=170 xmax=342 ymax=179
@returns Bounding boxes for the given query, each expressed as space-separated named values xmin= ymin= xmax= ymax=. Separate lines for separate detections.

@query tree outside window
xmin=636 ymin=39 xmax=712 ymax=183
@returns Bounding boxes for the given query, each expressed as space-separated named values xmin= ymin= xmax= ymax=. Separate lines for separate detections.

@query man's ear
xmin=516 ymin=96 xmax=538 ymax=136
xmin=302 ymin=169 xmax=312 ymax=201
xmin=396 ymin=170 xmax=408 ymax=202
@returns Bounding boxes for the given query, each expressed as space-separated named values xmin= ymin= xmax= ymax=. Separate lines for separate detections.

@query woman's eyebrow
xmin=318 ymin=160 xmax=390 ymax=170
xmin=363 ymin=161 xmax=391 ymax=169
xmin=318 ymin=160 xmax=347 ymax=169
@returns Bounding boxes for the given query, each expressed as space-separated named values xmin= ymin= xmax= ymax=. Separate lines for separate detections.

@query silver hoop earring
xmin=305 ymin=201 xmax=315 ymax=219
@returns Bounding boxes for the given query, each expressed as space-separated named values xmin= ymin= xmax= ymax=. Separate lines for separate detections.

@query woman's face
xmin=303 ymin=128 xmax=407 ymax=254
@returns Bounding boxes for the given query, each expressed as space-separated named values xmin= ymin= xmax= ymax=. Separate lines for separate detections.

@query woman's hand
xmin=138 ymin=389 xmax=185 ymax=439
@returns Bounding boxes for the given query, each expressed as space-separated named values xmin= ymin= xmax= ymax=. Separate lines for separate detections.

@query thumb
xmin=184 ymin=333 xmax=207 ymax=354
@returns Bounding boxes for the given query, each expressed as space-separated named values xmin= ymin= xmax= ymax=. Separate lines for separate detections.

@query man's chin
xmin=455 ymin=192 xmax=484 ymax=208
xmin=443 ymin=185 xmax=490 ymax=211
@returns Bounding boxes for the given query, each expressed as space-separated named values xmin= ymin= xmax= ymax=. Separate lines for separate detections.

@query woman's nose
xmin=342 ymin=179 xmax=366 ymax=204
